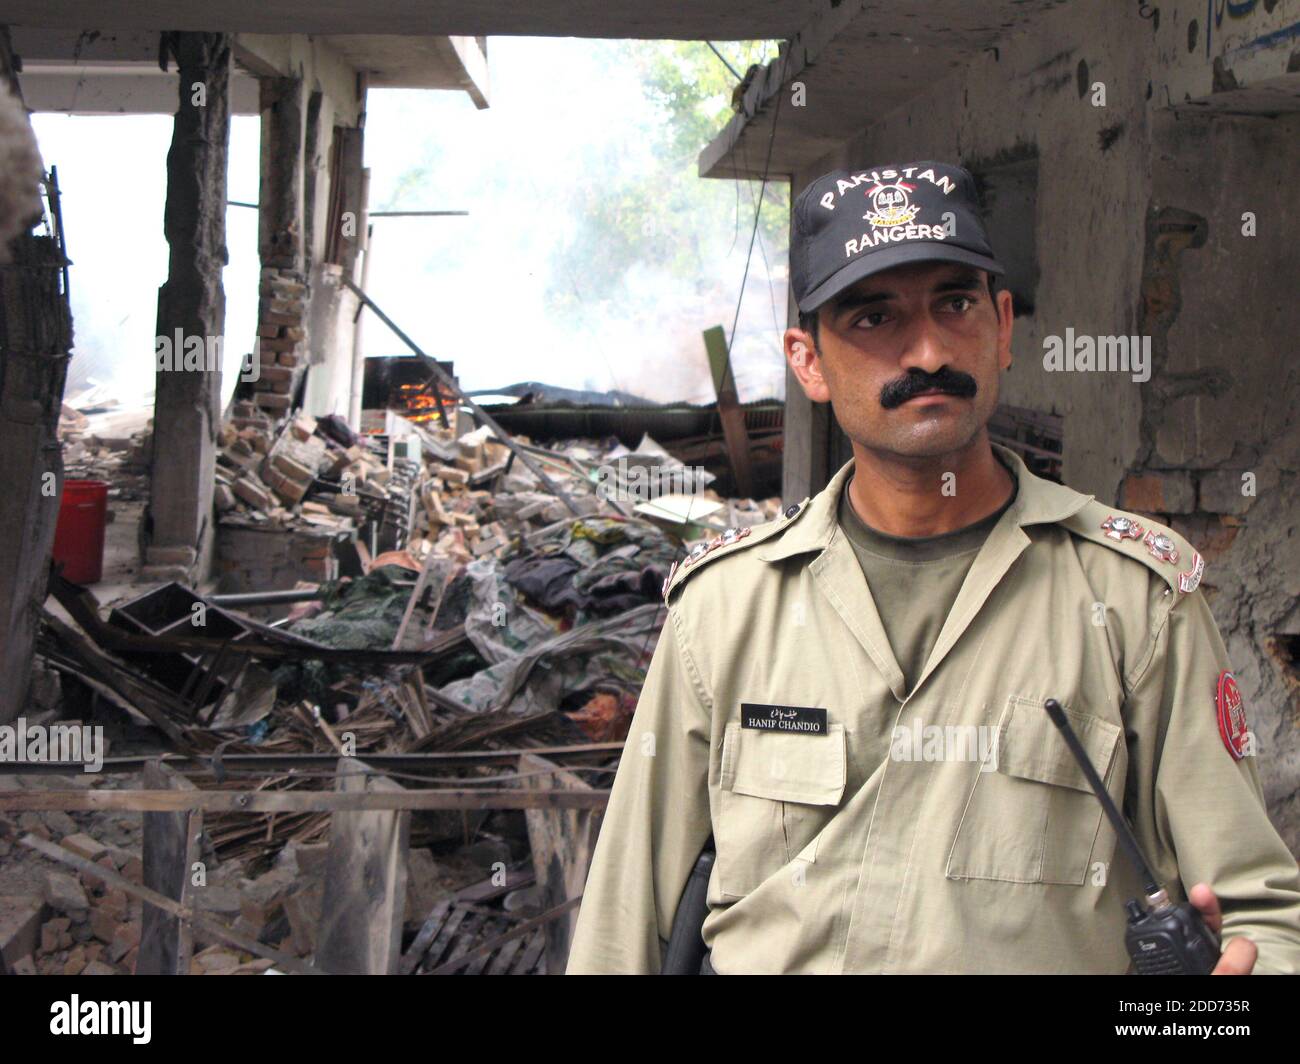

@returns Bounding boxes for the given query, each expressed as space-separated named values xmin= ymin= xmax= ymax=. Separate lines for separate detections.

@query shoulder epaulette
xmin=1060 ymin=499 xmax=1205 ymax=597
xmin=662 ymin=498 xmax=811 ymax=603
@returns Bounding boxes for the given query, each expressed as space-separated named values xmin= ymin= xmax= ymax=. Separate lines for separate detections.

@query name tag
xmin=741 ymin=703 xmax=828 ymax=735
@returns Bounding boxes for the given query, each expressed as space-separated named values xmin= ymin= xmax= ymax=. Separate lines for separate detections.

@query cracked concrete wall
xmin=788 ymin=0 xmax=1300 ymax=850
xmin=1137 ymin=109 xmax=1300 ymax=848
xmin=827 ymin=4 xmax=1156 ymax=501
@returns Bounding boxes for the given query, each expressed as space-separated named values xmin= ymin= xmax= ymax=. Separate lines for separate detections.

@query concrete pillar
xmin=305 ymin=123 xmax=366 ymax=420
xmin=258 ymin=77 xmax=305 ymax=274
xmin=347 ymin=170 xmax=372 ymax=432
xmin=0 ymin=27 xmax=73 ymax=722
xmin=247 ymin=76 xmax=308 ymax=421
xmin=145 ymin=33 xmax=231 ymax=582
xmin=333 ymin=126 xmax=366 ymax=278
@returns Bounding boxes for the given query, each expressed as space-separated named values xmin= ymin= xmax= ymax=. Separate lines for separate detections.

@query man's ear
xmin=784 ymin=327 xmax=830 ymax=403
xmin=995 ymin=289 xmax=1014 ymax=371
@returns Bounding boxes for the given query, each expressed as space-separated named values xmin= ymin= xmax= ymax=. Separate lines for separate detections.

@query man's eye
xmin=947 ymin=295 xmax=975 ymax=313
xmin=855 ymin=311 xmax=889 ymax=329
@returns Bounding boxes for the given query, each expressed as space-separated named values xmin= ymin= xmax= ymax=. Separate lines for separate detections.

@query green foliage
xmin=547 ymin=39 xmax=788 ymax=314
xmin=635 ymin=40 xmax=770 ymax=163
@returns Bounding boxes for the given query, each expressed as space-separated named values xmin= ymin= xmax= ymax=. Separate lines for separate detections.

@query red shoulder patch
xmin=1216 ymin=671 xmax=1249 ymax=761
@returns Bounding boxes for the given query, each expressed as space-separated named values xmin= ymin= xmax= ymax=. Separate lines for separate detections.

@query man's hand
xmin=1189 ymin=882 xmax=1257 ymax=975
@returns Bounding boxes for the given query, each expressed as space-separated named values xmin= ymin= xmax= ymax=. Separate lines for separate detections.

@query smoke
xmin=22 ymin=39 xmax=787 ymax=409
xmin=27 ymin=111 xmax=260 ymax=407
xmin=363 ymin=37 xmax=788 ymax=405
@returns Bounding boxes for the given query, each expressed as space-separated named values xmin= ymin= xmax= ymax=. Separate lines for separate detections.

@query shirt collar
xmin=755 ymin=442 xmax=1092 ymax=563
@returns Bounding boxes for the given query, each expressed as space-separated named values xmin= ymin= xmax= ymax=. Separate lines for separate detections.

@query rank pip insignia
xmin=1101 ymin=515 xmax=1144 ymax=541
xmin=1216 ymin=670 xmax=1249 ymax=761
xmin=664 ymin=526 xmax=752 ymax=599
xmin=1143 ymin=529 xmax=1179 ymax=566
xmin=660 ymin=559 xmax=679 ymax=600
xmin=681 ymin=526 xmax=750 ymax=569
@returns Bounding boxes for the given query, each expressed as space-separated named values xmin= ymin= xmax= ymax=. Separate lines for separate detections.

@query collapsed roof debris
xmin=8 ymin=365 xmax=782 ymax=974
xmin=57 ymin=388 xmax=152 ymax=505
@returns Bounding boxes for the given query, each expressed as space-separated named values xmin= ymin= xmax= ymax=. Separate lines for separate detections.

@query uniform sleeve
xmin=565 ymin=604 xmax=714 ymax=974
xmin=1128 ymin=589 xmax=1300 ymax=974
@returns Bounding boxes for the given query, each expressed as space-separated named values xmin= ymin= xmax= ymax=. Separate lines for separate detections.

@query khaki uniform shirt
xmin=566 ymin=444 xmax=1300 ymax=974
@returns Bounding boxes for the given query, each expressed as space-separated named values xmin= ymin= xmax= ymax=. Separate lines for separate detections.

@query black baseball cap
xmin=790 ymin=161 xmax=1004 ymax=314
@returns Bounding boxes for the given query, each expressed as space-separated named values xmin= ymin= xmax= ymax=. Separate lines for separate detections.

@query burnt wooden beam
xmin=316 ymin=760 xmax=409 ymax=974
xmin=0 ymin=741 xmax=624 ymax=776
xmin=39 ymin=609 xmax=196 ymax=750
xmin=136 ymin=761 xmax=202 ymax=974
xmin=521 ymin=752 xmax=603 ymax=975
xmin=703 ymin=325 xmax=755 ymax=498
xmin=0 ymin=787 xmax=612 ymax=814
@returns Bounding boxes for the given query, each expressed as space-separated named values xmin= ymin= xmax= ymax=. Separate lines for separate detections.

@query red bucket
xmin=52 ymin=479 xmax=109 ymax=585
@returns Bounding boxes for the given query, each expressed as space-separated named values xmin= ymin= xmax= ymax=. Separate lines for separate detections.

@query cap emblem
xmin=864 ymin=182 xmax=920 ymax=228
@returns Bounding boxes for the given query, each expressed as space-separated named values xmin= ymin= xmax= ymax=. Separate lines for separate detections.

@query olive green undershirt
xmin=837 ymin=454 xmax=1019 ymax=694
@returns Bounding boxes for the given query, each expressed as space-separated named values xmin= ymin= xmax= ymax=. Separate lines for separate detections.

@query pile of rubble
xmin=43 ymin=407 xmax=781 ymax=758
xmin=214 ymin=406 xmax=531 ymax=563
xmin=57 ymin=400 xmax=151 ymax=504
xmin=217 ymin=407 xmax=364 ymax=531
xmin=0 ymin=791 xmax=144 ymax=976
xmin=211 ymin=398 xmax=776 ymax=577
xmin=0 ymin=772 xmax=556 ymax=975
xmin=22 ymin=385 xmax=788 ymax=975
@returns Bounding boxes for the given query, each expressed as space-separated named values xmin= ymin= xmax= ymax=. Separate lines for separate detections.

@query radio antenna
xmin=1043 ymin=699 xmax=1161 ymax=897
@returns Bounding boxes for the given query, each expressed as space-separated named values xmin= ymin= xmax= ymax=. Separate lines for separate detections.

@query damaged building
xmin=0 ymin=0 xmax=1296 ymax=979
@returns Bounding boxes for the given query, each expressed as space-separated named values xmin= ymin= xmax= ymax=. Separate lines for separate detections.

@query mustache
xmin=879 ymin=368 xmax=978 ymax=410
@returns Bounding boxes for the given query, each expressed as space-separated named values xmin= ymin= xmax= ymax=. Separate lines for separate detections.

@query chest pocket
xmin=716 ymin=721 xmax=846 ymax=898
xmin=945 ymin=696 xmax=1122 ymax=885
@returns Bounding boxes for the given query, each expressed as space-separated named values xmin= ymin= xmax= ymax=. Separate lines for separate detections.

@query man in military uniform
xmin=566 ymin=161 xmax=1300 ymax=974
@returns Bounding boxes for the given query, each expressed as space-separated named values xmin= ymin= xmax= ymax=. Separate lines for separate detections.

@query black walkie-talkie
xmin=1043 ymin=698 xmax=1220 ymax=975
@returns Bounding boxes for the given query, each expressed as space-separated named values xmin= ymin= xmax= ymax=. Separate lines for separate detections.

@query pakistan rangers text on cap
xmin=790 ymin=161 xmax=1005 ymax=314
